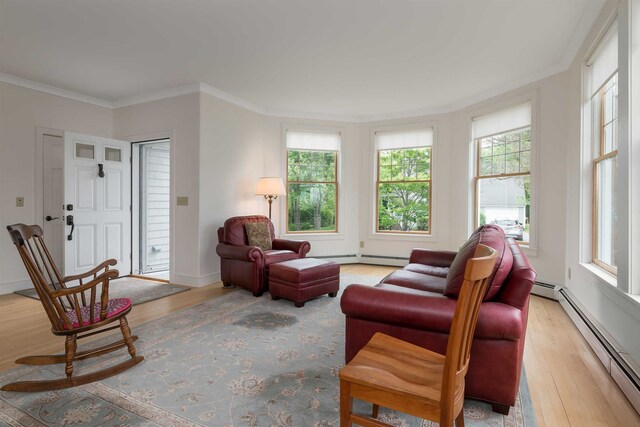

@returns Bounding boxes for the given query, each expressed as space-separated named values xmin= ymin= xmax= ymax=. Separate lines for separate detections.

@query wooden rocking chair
xmin=3 ymin=224 xmax=144 ymax=392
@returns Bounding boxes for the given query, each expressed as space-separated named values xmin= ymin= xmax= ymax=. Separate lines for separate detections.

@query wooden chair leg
xmin=119 ymin=317 xmax=136 ymax=358
xmin=340 ymin=379 xmax=353 ymax=427
xmin=64 ymin=335 xmax=76 ymax=378
xmin=456 ymin=410 xmax=465 ymax=427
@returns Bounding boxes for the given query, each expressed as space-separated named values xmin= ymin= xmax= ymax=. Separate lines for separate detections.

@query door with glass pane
xmin=138 ymin=140 xmax=170 ymax=273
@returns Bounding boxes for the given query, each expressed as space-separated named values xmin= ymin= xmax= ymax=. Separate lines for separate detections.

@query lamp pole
xmin=264 ymin=195 xmax=278 ymax=219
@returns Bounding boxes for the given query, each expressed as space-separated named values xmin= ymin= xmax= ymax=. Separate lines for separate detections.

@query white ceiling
xmin=0 ymin=0 xmax=606 ymax=119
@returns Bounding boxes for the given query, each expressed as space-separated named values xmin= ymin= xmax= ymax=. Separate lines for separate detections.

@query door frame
xmin=131 ymin=138 xmax=171 ymax=275
xmin=123 ymin=131 xmax=175 ymax=281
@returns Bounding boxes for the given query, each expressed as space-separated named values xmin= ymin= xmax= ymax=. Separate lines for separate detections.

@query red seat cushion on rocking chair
xmin=62 ymin=298 xmax=132 ymax=329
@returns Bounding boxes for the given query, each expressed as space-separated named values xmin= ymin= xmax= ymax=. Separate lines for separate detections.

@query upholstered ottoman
xmin=269 ymin=258 xmax=340 ymax=307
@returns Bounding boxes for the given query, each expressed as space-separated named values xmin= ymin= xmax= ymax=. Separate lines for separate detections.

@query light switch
xmin=359 ymin=240 xmax=364 ymax=248
xmin=16 ymin=197 xmax=24 ymax=207
xmin=177 ymin=196 xmax=189 ymax=206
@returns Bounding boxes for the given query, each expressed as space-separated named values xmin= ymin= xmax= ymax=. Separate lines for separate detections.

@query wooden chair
xmin=339 ymin=244 xmax=498 ymax=427
xmin=3 ymin=224 xmax=143 ymax=392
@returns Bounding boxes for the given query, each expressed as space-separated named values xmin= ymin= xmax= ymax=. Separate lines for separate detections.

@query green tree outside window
xmin=287 ymin=150 xmax=337 ymax=232
xmin=377 ymin=147 xmax=431 ymax=233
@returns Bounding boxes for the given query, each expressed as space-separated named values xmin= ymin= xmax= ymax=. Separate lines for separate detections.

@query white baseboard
xmin=171 ymin=272 xmax=221 ymax=287
xmin=559 ymin=288 xmax=640 ymax=415
xmin=0 ymin=279 xmax=32 ymax=295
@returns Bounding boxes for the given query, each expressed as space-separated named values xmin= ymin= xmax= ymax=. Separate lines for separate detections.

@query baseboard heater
xmin=559 ymin=287 xmax=640 ymax=413
xmin=360 ymin=254 xmax=409 ymax=261
xmin=313 ymin=254 xmax=357 ymax=259
xmin=532 ymin=280 xmax=558 ymax=299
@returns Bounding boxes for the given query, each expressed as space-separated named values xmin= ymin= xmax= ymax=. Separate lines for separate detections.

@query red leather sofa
xmin=341 ymin=225 xmax=536 ymax=414
xmin=216 ymin=215 xmax=311 ymax=296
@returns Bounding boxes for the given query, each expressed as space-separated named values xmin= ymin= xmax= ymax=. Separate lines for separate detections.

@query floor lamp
xmin=255 ymin=177 xmax=286 ymax=220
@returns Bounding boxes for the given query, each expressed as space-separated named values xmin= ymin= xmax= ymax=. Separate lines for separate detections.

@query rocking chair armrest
xmin=52 ymin=269 xmax=119 ymax=298
xmin=63 ymin=259 xmax=118 ymax=283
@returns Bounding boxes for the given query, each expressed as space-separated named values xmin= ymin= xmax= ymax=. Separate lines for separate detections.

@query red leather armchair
xmin=341 ymin=226 xmax=536 ymax=414
xmin=216 ymin=215 xmax=311 ymax=296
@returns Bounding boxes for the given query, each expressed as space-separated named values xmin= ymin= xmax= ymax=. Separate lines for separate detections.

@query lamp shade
xmin=255 ymin=177 xmax=286 ymax=196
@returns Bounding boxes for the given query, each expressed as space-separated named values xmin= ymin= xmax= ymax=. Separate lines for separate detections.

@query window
xmin=587 ymin=23 xmax=618 ymax=274
xmin=286 ymin=130 xmax=340 ymax=233
xmin=375 ymin=128 xmax=433 ymax=234
xmin=473 ymin=102 xmax=532 ymax=243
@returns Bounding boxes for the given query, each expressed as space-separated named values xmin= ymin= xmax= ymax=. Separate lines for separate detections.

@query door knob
xmin=45 ymin=216 xmax=60 ymax=222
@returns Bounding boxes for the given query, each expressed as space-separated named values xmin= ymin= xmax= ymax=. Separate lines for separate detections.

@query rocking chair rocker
xmin=3 ymin=224 xmax=144 ymax=392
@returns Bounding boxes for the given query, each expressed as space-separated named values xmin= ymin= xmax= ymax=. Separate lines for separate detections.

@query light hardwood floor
xmin=0 ymin=264 xmax=638 ymax=426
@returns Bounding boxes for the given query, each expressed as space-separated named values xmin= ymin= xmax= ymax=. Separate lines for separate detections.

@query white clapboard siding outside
xmin=141 ymin=141 xmax=170 ymax=273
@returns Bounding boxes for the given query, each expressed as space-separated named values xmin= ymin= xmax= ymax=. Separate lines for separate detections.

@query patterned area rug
xmin=0 ymin=274 xmax=536 ymax=426
xmin=13 ymin=277 xmax=190 ymax=306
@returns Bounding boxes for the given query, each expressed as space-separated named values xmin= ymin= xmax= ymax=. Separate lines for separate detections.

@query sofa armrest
xmin=272 ymin=239 xmax=311 ymax=257
xmin=216 ymin=243 xmax=263 ymax=262
xmin=409 ymin=248 xmax=458 ymax=268
xmin=341 ymin=284 xmax=524 ymax=340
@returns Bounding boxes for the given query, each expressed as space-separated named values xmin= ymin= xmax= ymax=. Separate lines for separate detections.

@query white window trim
xmin=467 ymin=91 xmax=539 ymax=253
xmin=368 ymin=121 xmax=439 ymax=242
xmin=580 ymin=12 xmax=627 ymax=289
xmin=280 ymin=123 xmax=344 ymax=238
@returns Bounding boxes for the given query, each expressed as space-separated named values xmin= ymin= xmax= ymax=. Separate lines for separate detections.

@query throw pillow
xmin=244 ymin=222 xmax=272 ymax=251
xmin=443 ymin=225 xmax=513 ymax=301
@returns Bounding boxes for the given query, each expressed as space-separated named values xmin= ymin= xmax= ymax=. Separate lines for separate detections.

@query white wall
xmin=113 ymin=93 xmax=201 ymax=285
xmin=0 ymin=82 xmax=113 ymax=293
xmin=198 ymin=93 xmax=266 ymax=284
xmin=263 ymin=117 xmax=361 ymax=260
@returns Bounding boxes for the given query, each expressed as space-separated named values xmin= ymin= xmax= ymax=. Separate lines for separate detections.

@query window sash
xmin=375 ymin=147 xmax=432 ymax=234
xmin=474 ymin=126 xmax=532 ymax=245
xmin=591 ymin=73 xmax=619 ymax=274
xmin=286 ymin=149 xmax=338 ymax=233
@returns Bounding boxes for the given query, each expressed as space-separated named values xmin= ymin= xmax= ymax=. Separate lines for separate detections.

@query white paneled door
xmin=64 ymin=132 xmax=131 ymax=277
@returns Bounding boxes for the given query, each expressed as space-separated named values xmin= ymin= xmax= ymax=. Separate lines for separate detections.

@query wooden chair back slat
xmin=440 ymin=244 xmax=497 ymax=419
xmin=6 ymin=224 xmax=104 ymax=331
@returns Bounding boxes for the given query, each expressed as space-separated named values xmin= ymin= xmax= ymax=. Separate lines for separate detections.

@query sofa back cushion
xmin=223 ymin=215 xmax=275 ymax=246
xmin=444 ymin=224 xmax=513 ymax=300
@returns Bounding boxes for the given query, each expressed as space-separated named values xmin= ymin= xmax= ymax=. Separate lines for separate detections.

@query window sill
xmin=367 ymin=232 xmax=438 ymax=243
xmin=281 ymin=233 xmax=345 ymax=241
xmin=579 ymin=262 xmax=617 ymax=287
xmin=577 ymin=262 xmax=640 ymax=320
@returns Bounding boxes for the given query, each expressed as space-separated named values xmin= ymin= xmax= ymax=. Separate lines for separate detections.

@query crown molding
xmin=266 ymin=108 xmax=360 ymax=123
xmin=199 ymin=83 xmax=267 ymax=115
xmin=0 ymin=72 xmax=113 ymax=108
xmin=111 ymin=83 xmax=201 ymax=108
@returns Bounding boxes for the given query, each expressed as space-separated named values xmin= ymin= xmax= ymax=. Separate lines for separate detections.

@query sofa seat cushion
xmin=380 ymin=270 xmax=446 ymax=294
xmin=444 ymin=224 xmax=513 ymax=301
xmin=404 ymin=263 xmax=449 ymax=278
xmin=264 ymin=250 xmax=299 ymax=265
